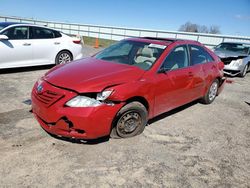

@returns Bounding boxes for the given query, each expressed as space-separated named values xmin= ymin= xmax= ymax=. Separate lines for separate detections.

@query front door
xmin=0 ymin=26 xmax=33 ymax=68
xmin=154 ymin=45 xmax=194 ymax=116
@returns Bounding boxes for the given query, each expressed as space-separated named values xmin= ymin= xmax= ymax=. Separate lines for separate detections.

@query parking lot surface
xmin=0 ymin=46 xmax=250 ymax=187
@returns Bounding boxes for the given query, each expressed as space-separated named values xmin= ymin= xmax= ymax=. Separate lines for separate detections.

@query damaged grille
xmin=33 ymin=90 xmax=64 ymax=107
xmin=220 ymin=56 xmax=246 ymax=65
xmin=220 ymin=58 xmax=233 ymax=65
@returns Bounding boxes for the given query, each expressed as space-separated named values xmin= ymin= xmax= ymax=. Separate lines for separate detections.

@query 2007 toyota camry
xmin=31 ymin=37 xmax=226 ymax=140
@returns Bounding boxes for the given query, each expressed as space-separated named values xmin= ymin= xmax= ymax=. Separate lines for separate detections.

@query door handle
xmin=23 ymin=43 xmax=31 ymax=46
xmin=54 ymin=42 xmax=60 ymax=45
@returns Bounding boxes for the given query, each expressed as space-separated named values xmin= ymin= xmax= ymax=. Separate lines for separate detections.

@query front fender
xmin=107 ymin=79 xmax=155 ymax=117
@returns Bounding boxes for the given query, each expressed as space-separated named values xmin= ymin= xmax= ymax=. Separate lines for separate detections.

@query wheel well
xmin=216 ymin=77 xmax=221 ymax=84
xmin=215 ymin=77 xmax=225 ymax=87
xmin=125 ymin=96 xmax=149 ymax=111
xmin=55 ymin=50 xmax=73 ymax=63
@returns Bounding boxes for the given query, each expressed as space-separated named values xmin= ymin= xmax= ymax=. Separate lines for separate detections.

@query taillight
xmin=73 ymin=39 xmax=81 ymax=44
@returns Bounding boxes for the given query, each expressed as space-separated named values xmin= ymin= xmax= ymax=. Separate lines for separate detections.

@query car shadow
xmin=148 ymin=100 xmax=199 ymax=125
xmin=49 ymin=133 xmax=110 ymax=145
xmin=0 ymin=65 xmax=54 ymax=74
xmin=45 ymin=100 xmax=199 ymax=145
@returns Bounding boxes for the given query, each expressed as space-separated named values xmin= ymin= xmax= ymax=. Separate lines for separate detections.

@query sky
xmin=0 ymin=0 xmax=250 ymax=36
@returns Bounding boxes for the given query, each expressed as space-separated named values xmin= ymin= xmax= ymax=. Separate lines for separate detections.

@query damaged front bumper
xmin=31 ymin=80 xmax=124 ymax=139
xmin=223 ymin=69 xmax=241 ymax=76
xmin=223 ymin=63 xmax=243 ymax=76
xmin=221 ymin=57 xmax=246 ymax=76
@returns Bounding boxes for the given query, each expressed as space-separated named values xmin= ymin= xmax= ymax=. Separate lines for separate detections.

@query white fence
xmin=1 ymin=15 xmax=250 ymax=48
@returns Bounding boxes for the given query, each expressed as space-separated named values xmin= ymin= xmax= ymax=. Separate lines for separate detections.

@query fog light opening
xmin=75 ymin=129 xmax=85 ymax=134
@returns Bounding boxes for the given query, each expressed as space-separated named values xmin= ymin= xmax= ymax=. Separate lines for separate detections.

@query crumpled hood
xmin=44 ymin=57 xmax=145 ymax=93
xmin=214 ymin=49 xmax=248 ymax=58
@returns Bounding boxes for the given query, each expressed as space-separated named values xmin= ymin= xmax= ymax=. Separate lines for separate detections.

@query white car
xmin=0 ymin=22 xmax=84 ymax=69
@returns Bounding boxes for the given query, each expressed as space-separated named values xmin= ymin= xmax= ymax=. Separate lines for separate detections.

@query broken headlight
xmin=96 ymin=90 xmax=113 ymax=101
xmin=231 ymin=59 xmax=243 ymax=67
xmin=65 ymin=96 xmax=101 ymax=107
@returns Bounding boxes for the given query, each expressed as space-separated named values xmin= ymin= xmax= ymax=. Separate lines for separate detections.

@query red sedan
xmin=31 ymin=37 xmax=225 ymax=139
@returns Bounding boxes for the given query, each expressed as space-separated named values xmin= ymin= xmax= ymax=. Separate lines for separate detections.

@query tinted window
xmin=190 ymin=45 xmax=214 ymax=65
xmin=162 ymin=45 xmax=189 ymax=70
xmin=54 ymin=30 xmax=62 ymax=38
xmin=2 ymin=26 xmax=28 ymax=40
xmin=32 ymin=27 xmax=58 ymax=39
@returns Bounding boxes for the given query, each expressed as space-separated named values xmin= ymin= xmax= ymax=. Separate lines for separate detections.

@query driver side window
xmin=162 ymin=45 xmax=189 ymax=70
xmin=2 ymin=26 xmax=29 ymax=40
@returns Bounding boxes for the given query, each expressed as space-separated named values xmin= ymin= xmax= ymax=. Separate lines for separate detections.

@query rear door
xmin=154 ymin=45 xmax=195 ymax=116
xmin=188 ymin=45 xmax=215 ymax=99
xmin=30 ymin=26 xmax=60 ymax=65
xmin=0 ymin=26 xmax=33 ymax=68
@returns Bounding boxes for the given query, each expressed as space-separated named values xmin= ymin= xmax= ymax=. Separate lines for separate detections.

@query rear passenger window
xmin=189 ymin=45 xmax=214 ymax=65
xmin=54 ymin=30 xmax=62 ymax=38
xmin=32 ymin=27 xmax=57 ymax=39
xmin=162 ymin=45 xmax=189 ymax=70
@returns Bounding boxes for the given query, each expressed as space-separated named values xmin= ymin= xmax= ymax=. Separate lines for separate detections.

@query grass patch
xmin=83 ymin=36 xmax=116 ymax=48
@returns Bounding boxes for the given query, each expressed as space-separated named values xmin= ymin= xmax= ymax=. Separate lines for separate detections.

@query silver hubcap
xmin=208 ymin=82 xmax=218 ymax=101
xmin=58 ymin=53 xmax=71 ymax=64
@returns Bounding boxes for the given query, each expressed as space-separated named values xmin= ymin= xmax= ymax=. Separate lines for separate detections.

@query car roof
xmin=220 ymin=42 xmax=250 ymax=45
xmin=126 ymin=37 xmax=201 ymax=46
xmin=0 ymin=22 xmax=62 ymax=33
xmin=0 ymin=22 xmax=27 ymax=27
xmin=0 ymin=22 xmax=54 ymax=28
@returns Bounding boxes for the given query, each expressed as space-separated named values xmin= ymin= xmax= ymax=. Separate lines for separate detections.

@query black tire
xmin=110 ymin=102 xmax=148 ymax=139
xmin=55 ymin=51 xmax=72 ymax=65
xmin=240 ymin=64 xmax=248 ymax=78
xmin=200 ymin=79 xmax=219 ymax=104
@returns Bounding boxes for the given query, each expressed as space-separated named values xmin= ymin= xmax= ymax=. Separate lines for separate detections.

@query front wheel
xmin=240 ymin=64 xmax=248 ymax=78
xmin=200 ymin=79 xmax=219 ymax=104
xmin=110 ymin=102 xmax=148 ymax=139
xmin=56 ymin=51 xmax=72 ymax=65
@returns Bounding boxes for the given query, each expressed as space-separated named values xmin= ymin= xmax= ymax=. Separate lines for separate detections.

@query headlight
xmin=231 ymin=59 xmax=243 ymax=67
xmin=65 ymin=96 xmax=101 ymax=107
xmin=96 ymin=90 xmax=113 ymax=101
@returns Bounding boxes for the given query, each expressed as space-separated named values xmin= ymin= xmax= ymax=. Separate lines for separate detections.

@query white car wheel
xmin=56 ymin=51 xmax=72 ymax=64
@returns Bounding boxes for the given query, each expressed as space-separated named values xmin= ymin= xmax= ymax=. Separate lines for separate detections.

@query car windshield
xmin=215 ymin=43 xmax=250 ymax=55
xmin=95 ymin=40 xmax=166 ymax=70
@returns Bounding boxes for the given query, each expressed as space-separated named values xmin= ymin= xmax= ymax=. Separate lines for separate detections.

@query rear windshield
xmin=215 ymin=43 xmax=250 ymax=55
xmin=95 ymin=40 xmax=166 ymax=70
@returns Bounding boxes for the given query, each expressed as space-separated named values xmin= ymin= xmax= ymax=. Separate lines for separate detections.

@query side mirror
xmin=0 ymin=35 xmax=9 ymax=40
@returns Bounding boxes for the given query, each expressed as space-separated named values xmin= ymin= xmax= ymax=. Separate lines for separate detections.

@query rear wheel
xmin=200 ymin=79 xmax=219 ymax=104
xmin=240 ymin=64 xmax=248 ymax=78
xmin=56 ymin=51 xmax=72 ymax=65
xmin=110 ymin=102 xmax=147 ymax=138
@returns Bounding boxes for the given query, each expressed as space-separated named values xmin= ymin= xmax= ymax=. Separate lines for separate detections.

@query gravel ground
xmin=0 ymin=45 xmax=249 ymax=188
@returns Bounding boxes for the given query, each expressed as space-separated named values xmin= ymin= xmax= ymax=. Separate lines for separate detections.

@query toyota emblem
xmin=37 ymin=84 xmax=43 ymax=93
